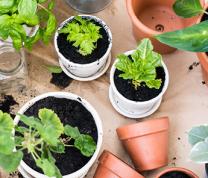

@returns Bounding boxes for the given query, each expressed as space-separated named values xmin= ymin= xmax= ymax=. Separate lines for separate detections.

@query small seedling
xmin=0 ymin=109 xmax=96 ymax=178
xmin=59 ymin=16 xmax=102 ymax=56
xmin=46 ymin=65 xmax=63 ymax=74
xmin=116 ymin=38 xmax=162 ymax=90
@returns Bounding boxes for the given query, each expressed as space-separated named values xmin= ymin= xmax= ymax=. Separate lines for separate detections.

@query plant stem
xmin=203 ymin=10 xmax=208 ymax=16
xmin=38 ymin=3 xmax=50 ymax=13
xmin=64 ymin=144 xmax=74 ymax=147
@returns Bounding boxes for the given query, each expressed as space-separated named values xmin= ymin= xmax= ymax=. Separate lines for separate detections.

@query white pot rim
xmin=14 ymin=92 xmax=103 ymax=178
xmin=110 ymin=50 xmax=169 ymax=105
xmin=54 ymin=15 xmax=112 ymax=67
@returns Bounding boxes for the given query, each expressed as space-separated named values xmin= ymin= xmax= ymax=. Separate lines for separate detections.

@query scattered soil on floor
xmin=202 ymin=81 xmax=206 ymax=85
xmin=160 ymin=171 xmax=192 ymax=178
xmin=19 ymin=97 xmax=98 ymax=176
xmin=57 ymin=17 xmax=110 ymax=64
xmin=114 ymin=67 xmax=165 ymax=101
xmin=50 ymin=72 xmax=73 ymax=89
xmin=0 ymin=95 xmax=18 ymax=118
xmin=188 ymin=61 xmax=199 ymax=71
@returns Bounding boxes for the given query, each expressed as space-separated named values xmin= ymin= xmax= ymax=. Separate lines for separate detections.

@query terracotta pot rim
xmin=126 ymin=0 xmax=161 ymax=36
xmin=156 ymin=167 xmax=199 ymax=178
xmin=98 ymin=150 xmax=144 ymax=178
xmin=116 ymin=117 xmax=169 ymax=140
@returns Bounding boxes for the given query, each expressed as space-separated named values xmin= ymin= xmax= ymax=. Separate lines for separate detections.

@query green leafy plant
xmin=0 ymin=109 xmax=96 ymax=178
xmin=115 ymin=38 xmax=162 ymax=90
xmin=0 ymin=0 xmax=57 ymax=50
xmin=188 ymin=125 xmax=208 ymax=163
xmin=46 ymin=65 xmax=62 ymax=74
xmin=59 ymin=16 xmax=102 ymax=56
xmin=155 ymin=0 xmax=208 ymax=52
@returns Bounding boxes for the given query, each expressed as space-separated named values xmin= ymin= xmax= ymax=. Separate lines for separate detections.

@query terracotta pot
xmin=116 ymin=117 xmax=169 ymax=171
xmin=126 ymin=0 xmax=202 ymax=54
xmin=197 ymin=52 xmax=208 ymax=86
xmin=156 ymin=167 xmax=199 ymax=178
xmin=94 ymin=150 xmax=144 ymax=178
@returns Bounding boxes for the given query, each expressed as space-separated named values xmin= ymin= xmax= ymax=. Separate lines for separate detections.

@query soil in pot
xmin=18 ymin=96 xmax=98 ymax=175
xmin=57 ymin=17 xmax=110 ymax=64
xmin=159 ymin=171 xmax=192 ymax=178
xmin=114 ymin=66 xmax=165 ymax=101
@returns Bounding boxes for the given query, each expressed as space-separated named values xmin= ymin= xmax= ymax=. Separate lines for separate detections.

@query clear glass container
xmin=0 ymin=42 xmax=28 ymax=93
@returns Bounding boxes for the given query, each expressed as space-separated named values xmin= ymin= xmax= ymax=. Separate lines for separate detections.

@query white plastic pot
xmin=14 ymin=92 xmax=103 ymax=178
xmin=54 ymin=15 xmax=112 ymax=78
xmin=110 ymin=50 xmax=169 ymax=118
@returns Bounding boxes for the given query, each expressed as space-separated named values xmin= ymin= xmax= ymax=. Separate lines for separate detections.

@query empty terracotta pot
xmin=94 ymin=150 xmax=144 ymax=178
xmin=197 ymin=52 xmax=208 ymax=86
xmin=156 ymin=167 xmax=199 ymax=178
xmin=126 ymin=0 xmax=202 ymax=54
xmin=116 ymin=117 xmax=169 ymax=171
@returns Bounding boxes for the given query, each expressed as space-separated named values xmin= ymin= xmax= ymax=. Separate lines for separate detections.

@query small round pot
xmin=14 ymin=92 xmax=103 ymax=178
xmin=126 ymin=0 xmax=202 ymax=54
xmin=54 ymin=15 xmax=112 ymax=78
xmin=116 ymin=117 xmax=169 ymax=171
xmin=94 ymin=150 xmax=144 ymax=178
xmin=110 ymin=50 xmax=169 ymax=117
xmin=156 ymin=167 xmax=199 ymax=178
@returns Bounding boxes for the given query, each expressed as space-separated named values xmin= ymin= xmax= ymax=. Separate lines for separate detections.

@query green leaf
xmin=173 ymin=0 xmax=204 ymax=18
xmin=25 ymin=28 xmax=42 ymax=50
xmin=188 ymin=125 xmax=208 ymax=146
xmin=38 ymin=108 xmax=64 ymax=146
xmin=190 ymin=141 xmax=208 ymax=163
xmin=155 ymin=21 xmax=208 ymax=52
xmin=0 ymin=151 xmax=23 ymax=173
xmin=74 ymin=134 xmax=96 ymax=157
xmin=64 ymin=125 xmax=81 ymax=139
xmin=0 ymin=134 xmax=15 ymax=155
xmin=0 ymin=0 xmax=14 ymax=14
xmin=49 ymin=141 xmax=65 ymax=153
xmin=18 ymin=114 xmax=42 ymax=129
xmin=46 ymin=65 xmax=62 ymax=74
xmin=15 ymin=136 xmax=24 ymax=146
xmin=36 ymin=158 xmax=56 ymax=177
xmin=137 ymin=38 xmax=153 ymax=59
xmin=48 ymin=0 xmax=55 ymax=10
xmin=59 ymin=16 xmax=102 ymax=56
xmin=18 ymin=0 xmax=37 ymax=18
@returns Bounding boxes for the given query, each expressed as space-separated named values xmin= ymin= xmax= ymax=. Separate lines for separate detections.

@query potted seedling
xmin=109 ymin=38 xmax=169 ymax=118
xmin=116 ymin=117 xmax=169 ymax=171
xmin=156 ymin=167 xmax=198 ymax=178
xmin=94 ymin=150 xmax=144 ymax=178
xmin=187 ymin=125 xmax=208 ymax=177
xmin=0 ymin=92 xmax=103 ymax=178
xmin=54 ymin=15 xmax=112 ymax=78
xmin=125 ymin=0 xmax=200 ymax=54
xmin=155 ymin=0 xmax=208 ymax=86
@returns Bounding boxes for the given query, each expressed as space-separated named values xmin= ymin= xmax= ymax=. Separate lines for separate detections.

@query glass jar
xmin=0 ymin=42 xmax=28 ymax=93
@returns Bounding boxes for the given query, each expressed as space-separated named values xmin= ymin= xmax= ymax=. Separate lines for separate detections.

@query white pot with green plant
xmin=188 ymin=125 xmax=208 ymax=178
xmin=109 ymin=39 xmax=169 ymax=118
xmin=54 ymin=15 xmax=112 ymax=78
xmin=0 ymin=92 xmax=103 ymax=178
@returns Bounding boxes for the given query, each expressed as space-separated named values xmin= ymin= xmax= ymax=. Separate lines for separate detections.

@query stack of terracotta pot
xmin=94 ymin=117 xmax=198 ymax=178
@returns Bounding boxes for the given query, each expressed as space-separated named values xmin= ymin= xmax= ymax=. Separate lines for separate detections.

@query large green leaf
xmin=0 ymin=0 xmax=14 ymax=13
xmin=18 ymin=0 xmax=37 ymax=18
xmin=155 ymin=21 xmax=208 ymax=52
xmin=190 ymin=141 xmax=208 ymax=163
xmin=173 ymin=0 xmax=204 ymax=18
xmin=188 ymin=125 xmax=208 ymax=146
xmin=64 ymin=125 xmax=81 ymax=139
xmin=38 ymin=108 xmax=64 ymax=146
xmin=137 ymin=38 xmax=153 ymax=60
xmin=0 ymin=151 xmax=23 ymax=173
xmin=36 ymin=158 xmax=56 ymax=177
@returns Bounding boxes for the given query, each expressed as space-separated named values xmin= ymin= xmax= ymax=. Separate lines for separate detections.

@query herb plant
xmin=115 ymin=38 xmax=162 ymax=90
xmin=155 ymin=0 xmax=208 ymax=52
xmin=0 ymin=0 xmax=57 ymax=50
xmin=188 ymin=125 xmax=208 ymax=163
xmin=59 ymin=16 xmax=102 ymax=56
xmin=0 ymin=108 xmax=96 ymax=178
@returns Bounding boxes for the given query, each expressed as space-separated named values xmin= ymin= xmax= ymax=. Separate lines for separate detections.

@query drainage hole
xmin=155 ymin=24 xmax=164 ymax=32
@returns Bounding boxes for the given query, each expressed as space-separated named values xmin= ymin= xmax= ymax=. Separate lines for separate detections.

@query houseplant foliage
xmin=155 ymin=0 xmax=208 ymax=52
xmin=0 ymin=109 xmax=96 ymax=178
xmin=59 ymin=16 xmax=102 ymax=56
xmin=0 ymin=0 xmax=57 ymax=50
xmin=116 ymin=38 xmax=162 ymax=89
xmin=188 ymin=125 xmax=208 ymax=163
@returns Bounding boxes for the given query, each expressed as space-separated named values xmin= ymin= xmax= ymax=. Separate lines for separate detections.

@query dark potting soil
xmin=205 ymin=164 xmax=208 ymax=177
xmin=20 ymin=97 xmax=98 ymax=176
xmin=114 ymin=67 xmax=165 ymax=101
xmin=0 ymin=95 xmax=18 ymax=118
xmin=159 ymin=171 xmax=192 ymax=178
xmin=50 ymin=72 xmax=73 ymax=89
xmin=57 ymin=17 xmax=110 ymax=64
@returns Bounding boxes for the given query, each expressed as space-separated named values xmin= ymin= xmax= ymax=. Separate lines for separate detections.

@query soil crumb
xmin=50 ymin=72 xmax=73 ymax=89
xmin=188 ymin=61 xmax=200 ymax=71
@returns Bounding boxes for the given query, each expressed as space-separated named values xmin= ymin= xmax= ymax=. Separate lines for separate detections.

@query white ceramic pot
xmin=110 ymin=50 xmax=169 ymax=118
xmin=14 ymin=92 xmax=103 ymax=178
xmin=54 ymin=15 xmax=112 ymax=78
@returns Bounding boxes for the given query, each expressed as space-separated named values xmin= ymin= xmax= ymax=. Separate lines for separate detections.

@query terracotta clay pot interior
xmin=93 ymin=150 xmax=144 ymax=178
xmin=116 ymin=117 xmax=169 ymax=171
